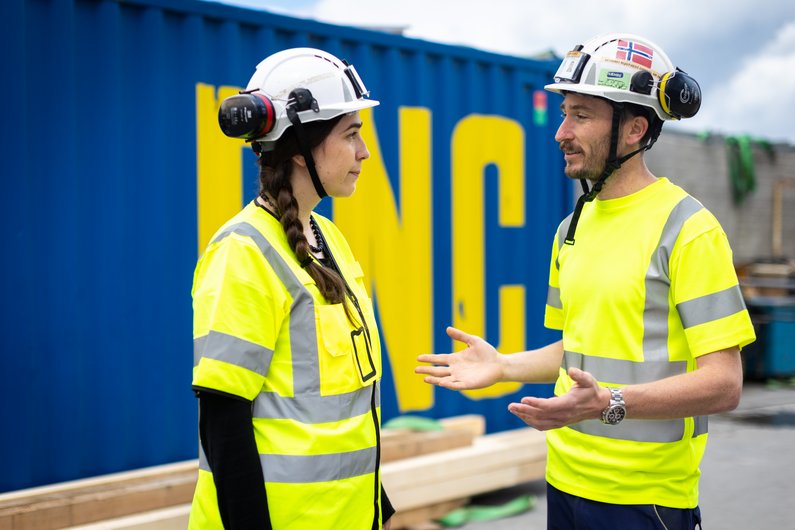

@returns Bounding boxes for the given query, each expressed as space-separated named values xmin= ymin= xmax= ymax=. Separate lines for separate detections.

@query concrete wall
xmin=645 ymin=130 xmax=795 ymax=265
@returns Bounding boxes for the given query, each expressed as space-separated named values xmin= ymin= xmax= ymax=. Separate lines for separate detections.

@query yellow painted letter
xmin=195 ymin=83 xmax=248 ymax=253
xmin=451 ymin=115 xmax=526 ymax=399
xmin=335 ymin=107 xmax=434 ymax=412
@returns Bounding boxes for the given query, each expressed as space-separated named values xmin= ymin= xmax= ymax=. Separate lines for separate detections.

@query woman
xmin=189 ymin=48 xmax=393 ymax=530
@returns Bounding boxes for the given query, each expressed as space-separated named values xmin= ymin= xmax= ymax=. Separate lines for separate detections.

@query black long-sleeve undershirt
xmin=198 ymin=390 xmax=272 ymax=530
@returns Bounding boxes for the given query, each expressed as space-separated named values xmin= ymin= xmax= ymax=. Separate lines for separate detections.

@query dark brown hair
xmin=257 ymin=116 xmax=350 ymax=304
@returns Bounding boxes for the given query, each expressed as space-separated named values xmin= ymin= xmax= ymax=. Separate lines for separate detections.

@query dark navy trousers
xmin=547 ymin=483 xmax=702 ymax=529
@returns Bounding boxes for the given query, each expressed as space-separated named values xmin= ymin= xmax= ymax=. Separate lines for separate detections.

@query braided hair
xmin=256 ymin=116 xmax=349 ymax=304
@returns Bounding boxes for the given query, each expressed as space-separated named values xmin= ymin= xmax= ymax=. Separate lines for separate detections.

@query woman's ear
xmin=291 ymin=154 xmax=307 ymax=168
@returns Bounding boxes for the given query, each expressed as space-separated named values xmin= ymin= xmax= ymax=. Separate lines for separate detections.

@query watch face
xmin=604 ymin=405 xmax=626 ymax=425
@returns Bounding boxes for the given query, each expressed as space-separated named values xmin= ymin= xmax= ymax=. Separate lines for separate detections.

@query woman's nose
xmin=358 ymin=140 xmax=370 ymax=160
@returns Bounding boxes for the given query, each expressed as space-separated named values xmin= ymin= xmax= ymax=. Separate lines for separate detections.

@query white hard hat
xmin=219 ymin=47 xmax=379 ymax=145
xmin=544 ymin=33 xmax=700 ymax=121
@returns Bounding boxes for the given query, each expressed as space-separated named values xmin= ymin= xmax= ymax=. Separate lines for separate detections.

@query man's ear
xmin=292 ymin=154 xmax=307 ymax=168
xmin=624 ymin=114 xmax=649 ymax=147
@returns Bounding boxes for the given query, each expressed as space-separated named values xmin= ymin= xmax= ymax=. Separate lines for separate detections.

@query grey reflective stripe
xmin=254 ymin=381 xmax=380 ymax=423
xmin=563 ymin=351 xmax=687 ymax=385
xmin=677 ymin=286 xmax=747 ymax=329
xmin=211 ymin=223 xmax=321 ymax=395
xmin=198 ymin=444 xmax=210 ymax=472
xmin=561 ymin=350 xmax=700 ymax=442
xmin=261 ymin=446 xmax=377 ymax=483
xmin=547 ymin=286 xmax=562 ymax=309
xmin=201 ymin=442 xmax=377 ymax=482
xmin=194 ymin=331 xmax=273 ymax=376
xmin=693 ymin=415 xmax=708 ymax=436
xmin=568 ymin=418 xmax=685 ymax=443
xmin=643 ymin=196 xmax=704 ymax=361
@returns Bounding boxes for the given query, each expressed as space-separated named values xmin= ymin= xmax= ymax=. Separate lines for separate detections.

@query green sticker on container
xmin=598 ymin=69 xmax=629 ymax=90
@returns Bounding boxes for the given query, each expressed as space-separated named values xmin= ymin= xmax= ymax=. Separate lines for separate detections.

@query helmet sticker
xmin=615 ymin=40 xmax=653 ymax=69
xmin=598 ymin=70 xmax=629 ymax=90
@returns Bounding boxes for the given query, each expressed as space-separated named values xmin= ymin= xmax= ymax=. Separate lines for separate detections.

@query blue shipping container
xmin=0 ymin=0 xmax=567 ymax=491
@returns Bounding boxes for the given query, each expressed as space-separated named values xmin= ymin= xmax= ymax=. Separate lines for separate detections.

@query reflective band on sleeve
xmin=676 ymin=286 xmax=747 ymax=329
xmin=261 ymin=446 xmax=377 ymax=483
xmin=547 ymin=286 xmax=562 ymax=309
xmin=254 ymin=381 xmax=380 ymax=423
xmin=194 ymin=330 xmax=274 ymax=376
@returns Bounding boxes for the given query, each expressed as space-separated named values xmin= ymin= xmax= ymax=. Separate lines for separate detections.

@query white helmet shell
xmin=245 ymin=47 xmax=379 ymax=144
xmin=545 ymin=33 xmax=686 ymax=121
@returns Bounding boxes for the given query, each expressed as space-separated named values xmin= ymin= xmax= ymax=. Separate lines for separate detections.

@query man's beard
xmin=561 ymin=135 xmax=610 ymax=181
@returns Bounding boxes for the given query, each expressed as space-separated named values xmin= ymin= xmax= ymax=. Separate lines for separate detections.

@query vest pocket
xmin=316 ymin=302 xmax=361 ymax=394
xmin=316 ymin=302 xmax=353 ymax=357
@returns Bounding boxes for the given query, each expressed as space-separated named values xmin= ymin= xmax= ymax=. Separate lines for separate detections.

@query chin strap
xmin=563 ymin=103 xmax=660 ymax=246
xmin=286 ymin=90 xmax=327 ymax=199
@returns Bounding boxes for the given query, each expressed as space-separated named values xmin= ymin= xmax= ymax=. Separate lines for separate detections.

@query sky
xmin=205 ymin=0 xmax=795 ymax=145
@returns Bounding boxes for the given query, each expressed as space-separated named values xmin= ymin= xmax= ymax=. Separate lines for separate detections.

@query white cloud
xmin=697 ymin=21 xmax=795 ymax=143
xmin=235 ymin=0 xmax=795 ymax=143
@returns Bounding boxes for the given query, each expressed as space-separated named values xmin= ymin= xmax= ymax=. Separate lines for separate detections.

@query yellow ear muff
xmin=658 ymin=71 xmax=674 ymax=118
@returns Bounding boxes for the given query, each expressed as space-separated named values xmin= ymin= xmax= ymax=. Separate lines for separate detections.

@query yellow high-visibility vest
xmin=189 ymin=202 xmax=384 ymax=529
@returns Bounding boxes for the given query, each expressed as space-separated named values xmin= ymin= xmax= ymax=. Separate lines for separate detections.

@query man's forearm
xmin=620 ymin=347 xmax=743 ymax=420
xmin=501 ymin=340 xmax=564 ymax=384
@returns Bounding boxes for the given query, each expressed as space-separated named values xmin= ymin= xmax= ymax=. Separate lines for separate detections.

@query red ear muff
xmin=657 ymin=68 xmax=701 ymax=119
xmin=218 ymin=92 xmax=276 ymax=139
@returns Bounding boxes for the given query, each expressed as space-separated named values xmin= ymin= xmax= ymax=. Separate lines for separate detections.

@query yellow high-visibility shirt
xmin=544 ymin=178 xmax=755 ymax=508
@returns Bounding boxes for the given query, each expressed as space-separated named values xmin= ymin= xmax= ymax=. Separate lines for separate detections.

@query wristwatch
xmin=601 ymin=387 xmax=626 ymax=425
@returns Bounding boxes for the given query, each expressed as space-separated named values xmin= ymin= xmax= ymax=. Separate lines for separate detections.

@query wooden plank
xmin=62 ymin=506 xmax=190 ymax=530
xmin=382 ymin=428 xmax=546 ymax=511
xmin=381 ymin=428 xmax=476 ymax=463
xmin=386 ymin=459 xmax=545 ymax=511
xmin=383 ymin=428 xmax=545 ymax=489
xmin=0 ymin=462 xmax=197 ymax=505
xmin=437 ymin=414 xmax=486 ymax=437
xmin=380 ymin=414 xmax=485 ymax=463
xmin=0 ymin=463 xmax=197 ymax=530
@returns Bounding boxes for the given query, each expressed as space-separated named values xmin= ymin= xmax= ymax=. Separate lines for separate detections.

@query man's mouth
xmin=560 ymin=142 xmax=581 ymax=158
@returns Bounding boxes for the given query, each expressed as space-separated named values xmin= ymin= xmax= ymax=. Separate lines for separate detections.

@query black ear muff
xmin=630 ymin=70 xmax=654 ymax=95
xmin=218 ymin=92 xmax=276 ymax=139
xmin=658 ymin=68 xmax=701 ymax=119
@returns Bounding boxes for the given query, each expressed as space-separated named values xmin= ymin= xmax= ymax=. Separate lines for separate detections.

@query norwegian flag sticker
xmin=616 ymin=40 xmax=653 ymax=69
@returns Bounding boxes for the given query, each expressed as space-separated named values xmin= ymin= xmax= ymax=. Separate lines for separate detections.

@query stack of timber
xmin=0 ymin=462 xmax=196 ymax=530
xmin=383 ymin=427 xmax=546 ymax=529
xmin=0 ymin=416 xmax=546 ymax=530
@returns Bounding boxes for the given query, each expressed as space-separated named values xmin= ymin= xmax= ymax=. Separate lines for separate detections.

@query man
xmin=416 ymin=33 xmax=755 ymax=529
